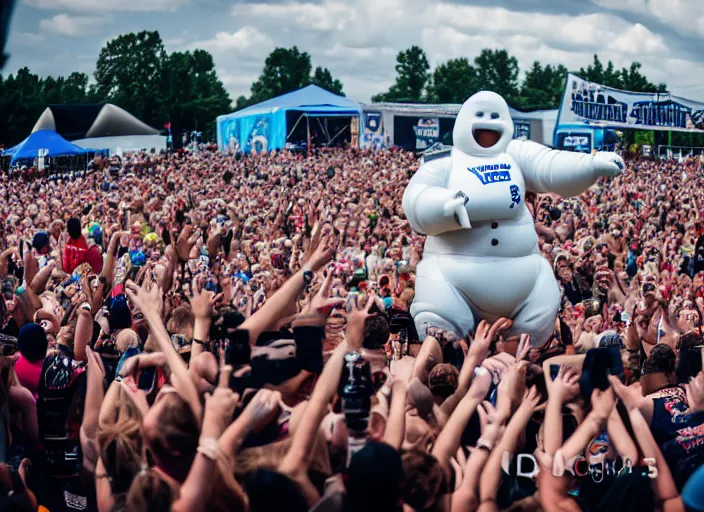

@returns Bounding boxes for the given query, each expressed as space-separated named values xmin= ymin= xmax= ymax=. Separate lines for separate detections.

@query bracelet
xmin=626 ymin=348 xmax=640 ymax=354
xmin=193 ymin=338 xmax=208 ymax=346
xmin=476 ymin=438 xmax=494 ymax=452
xmin=197 ymin=437 xmax=221 ymax=461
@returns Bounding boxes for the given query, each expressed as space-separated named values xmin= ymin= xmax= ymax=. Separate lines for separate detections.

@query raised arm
xmin=402 ymin=154 xmax=470 ymax=236
xmin=507 ymin=139 xmax=624 ymax=198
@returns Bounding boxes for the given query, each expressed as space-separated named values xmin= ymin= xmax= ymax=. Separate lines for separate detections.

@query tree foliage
xmin=372 ymin=46 xmax=430 ymax=103
xmin=311 ymin=66 xmax=345 ymax=96
xmin=515 ymin=61 xmax=568 ymax=111
xmin=578 ymin=55 xmax=665 ymax=93
xmin=235 ymin=47 xmax=346 ymax=109
xmin=427 ymin=57 xmax=479 ymax=104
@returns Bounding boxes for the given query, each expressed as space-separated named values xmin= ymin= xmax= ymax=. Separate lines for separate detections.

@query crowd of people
xmin=0 ymin=144 xmax=702 ymax=512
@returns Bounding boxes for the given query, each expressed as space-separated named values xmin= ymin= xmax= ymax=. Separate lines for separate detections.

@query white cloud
xmin=233 ymin=2 xmax=357 ymax=32
xmin=25 ymin=0 xmax=189 ymax=12
xmin=591 ymin=0 xmax=704 ymax=37
xmin=39 ymin=13 xmax=109 ymax=37
xmin=189 ymin=26 xmax=273 ymax=54
xmin=14 ymin=0 xmax=704 ymax=105
xmin=608 ymin=23 xmax=668 ymax=55
xmin=10 ymin=32 xmax=44 ymax=46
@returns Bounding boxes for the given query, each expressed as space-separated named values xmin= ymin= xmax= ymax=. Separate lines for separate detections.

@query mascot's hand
xmin=592 ymin=152 xmax=625 ymax=178
xmin=443 ymin=191 xmax=471 ymax=229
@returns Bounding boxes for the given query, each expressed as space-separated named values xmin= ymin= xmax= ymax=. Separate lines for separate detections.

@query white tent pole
xmin=327 ymin=122 xmax=350 ymax=145
xmin=307 ymin=116 xmax=311 ymax=149
xmin=286 ymin=113 xmax=306 ymax=140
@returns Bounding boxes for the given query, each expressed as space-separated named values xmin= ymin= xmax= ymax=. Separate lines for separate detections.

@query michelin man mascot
xmin=403 ymin=91 xmax=624 ymax=346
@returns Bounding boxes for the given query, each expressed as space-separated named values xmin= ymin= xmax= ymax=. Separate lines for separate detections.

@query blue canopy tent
xmin=216 ymin=85 xmax=362 ymax=153
xmin=6 ymin=130 xmax=89 ymax=164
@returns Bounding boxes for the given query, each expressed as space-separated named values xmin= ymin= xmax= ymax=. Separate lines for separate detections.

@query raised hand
xmin=549 ymin=365 xmax=581 ymax=402
xmin=346 ymin=294 xmax=376 ymax=352
xmin=470 ymin=318 xmax=512 ymax=363
xmin=590 ymin=388 xmax=616 ymax=423
xmin=305 ymin=268 xmax=344 ymax=315
xmin=202 ymin=366 xmax=239 ymax=439
xmin=124 ymin=278 xmax=163 ymax=320
xmin=685 ymin=372 xmax=704 ymax=413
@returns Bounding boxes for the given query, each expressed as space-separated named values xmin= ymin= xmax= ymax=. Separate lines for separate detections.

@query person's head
xmin=427 ymin=363 xmax=459 ymax=400
xmin=641 ymin=344 xmax=677 ymax=394
xmin=124 ymin=468 xmax=174 ymax=512
xmin=67 ymin=217 xmax=82 ymax=240
xmin=345 ymin=441 xmax=405 ymax=512
xmin=142 ymin=391 xmax=199 ymax=483
xmin=18 ymin=322 xmax=48 ymax=362
xmin=166 ymin=305 xmax=195 ymax=340
xmin=402 ymin=449 xmax=447 ymax=511
xmin=363 ymin=311 xmax=390 ymax=350
xmin=98 ymin=416 xmax=145 ymax=496
xmin=245 ymin=469 xmax=308 ymax=512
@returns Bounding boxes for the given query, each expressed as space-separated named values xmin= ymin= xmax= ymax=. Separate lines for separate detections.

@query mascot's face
xmin=453 ymin=91 xmax=514 ymax=157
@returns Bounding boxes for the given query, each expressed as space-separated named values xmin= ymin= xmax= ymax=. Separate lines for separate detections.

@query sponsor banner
xmin=414 ymin=118 xmax=440 ymax=150
xmin=361 ymin=112 xmax=386 ymax=150
xmin=244 ymin=115 xmax=270 ymax=154
xmin=514 ymin=121 xmax=530 ymax=140
xmin=558 ymin=73 xmax=704 ymax=132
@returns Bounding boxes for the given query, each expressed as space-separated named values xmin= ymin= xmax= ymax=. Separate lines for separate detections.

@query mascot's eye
xmin=491 ymin=112 xmax=500 ymax=119
xmin=476 ymin=111 xmax=484 ymax=117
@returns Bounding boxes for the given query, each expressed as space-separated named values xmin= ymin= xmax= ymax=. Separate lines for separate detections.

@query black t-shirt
xmin=1 ymin=318 xmax=19 ymax=338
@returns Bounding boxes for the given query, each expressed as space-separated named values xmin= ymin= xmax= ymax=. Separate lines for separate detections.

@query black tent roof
xmin=32 ymin=103 xmax=160 ymax=140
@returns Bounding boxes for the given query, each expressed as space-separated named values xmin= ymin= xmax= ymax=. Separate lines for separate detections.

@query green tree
xmin=310 ymin=66 xmax=345 ymax=96
xmin=61 ymin=72 xmax=90 ymax=103
xmin=517 ymin=61 xmax=568 ymax=110
xmin=249 ymin=47 xmax=313 ymax=104
xmin=0 ymin=68 xmax=46 ymax=146
xmin=162 ymin=49 xmax=231 ymax=142
xmin=427 ymin=57 xmax=479 ymax=104
xmin=372 ymin=45 xmax=430 ymax=103
xmin=94 ymin=30 xmax=167 ymax=128
xmin=474 ymin=49 xmax=520 ymax=102
xmin=617 ymin=62 xmax=659 ymax=93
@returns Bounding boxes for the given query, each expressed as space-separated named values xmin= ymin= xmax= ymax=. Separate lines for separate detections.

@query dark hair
xmin=402 ymin=449 xmax=446 ymax=511
xmin=67 ymin=217 xmax=82 ymax=240
xmin=363 ymin=312 xmax=390 ymax=350
xmin=245 ymin=469 xmax=308 ymax=512
xmin=642 ymin=344 xmax=676 ymax=375
xmin=18 ymin=323 xmax=48 ymax=362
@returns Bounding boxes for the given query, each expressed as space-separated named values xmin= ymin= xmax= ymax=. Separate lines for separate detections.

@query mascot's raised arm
xmin=402 ymin=91 xmax=624 ymax=346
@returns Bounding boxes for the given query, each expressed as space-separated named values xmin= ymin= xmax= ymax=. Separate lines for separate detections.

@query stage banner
xmin=361 ymin=112 xmax=386 ymax=150
xmin=242 ymin=115 xmax=271 ymax=154
xmin=557 ymin=73 xmax=704 ymax=132
xmin=414 ymin=118 xmax=439 ymax=150
xmin=514 ymin=121 xmax=531 ymax=140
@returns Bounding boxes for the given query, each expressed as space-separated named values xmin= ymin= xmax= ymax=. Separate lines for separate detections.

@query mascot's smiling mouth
xmin=473 ymin=128 xmax=503 ymax=148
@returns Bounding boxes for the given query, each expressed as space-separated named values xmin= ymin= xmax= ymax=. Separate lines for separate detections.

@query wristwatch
xmin=303 ymin=269 xmax=314 ymax=288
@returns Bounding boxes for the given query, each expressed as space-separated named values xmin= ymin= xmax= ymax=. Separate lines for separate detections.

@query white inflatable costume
xmin=403 ymin=91 xmax=624 ymax=346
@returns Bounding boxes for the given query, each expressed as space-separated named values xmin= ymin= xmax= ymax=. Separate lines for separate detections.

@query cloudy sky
xmin=6 ymin=0 xmax=704 ymax=104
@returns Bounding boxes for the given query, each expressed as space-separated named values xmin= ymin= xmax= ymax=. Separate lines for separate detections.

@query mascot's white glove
xmin=443 ymin=191 xmax=471 ymax=229
xmin=591 ymin=152 xmax=625 ymax=178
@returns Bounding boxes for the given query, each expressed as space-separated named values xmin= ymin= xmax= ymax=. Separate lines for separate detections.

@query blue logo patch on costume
xmin=509 ymin=185 xmax=521 ymax=209
xmin=467 ymin=163 xmax=511 ymax=185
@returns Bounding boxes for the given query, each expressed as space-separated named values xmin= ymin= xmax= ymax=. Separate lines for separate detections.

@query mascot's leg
xmin=509 ymin=256 xmax=561 ymax=347
xmin=411 ymin=254 xmax=476 ymax=340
